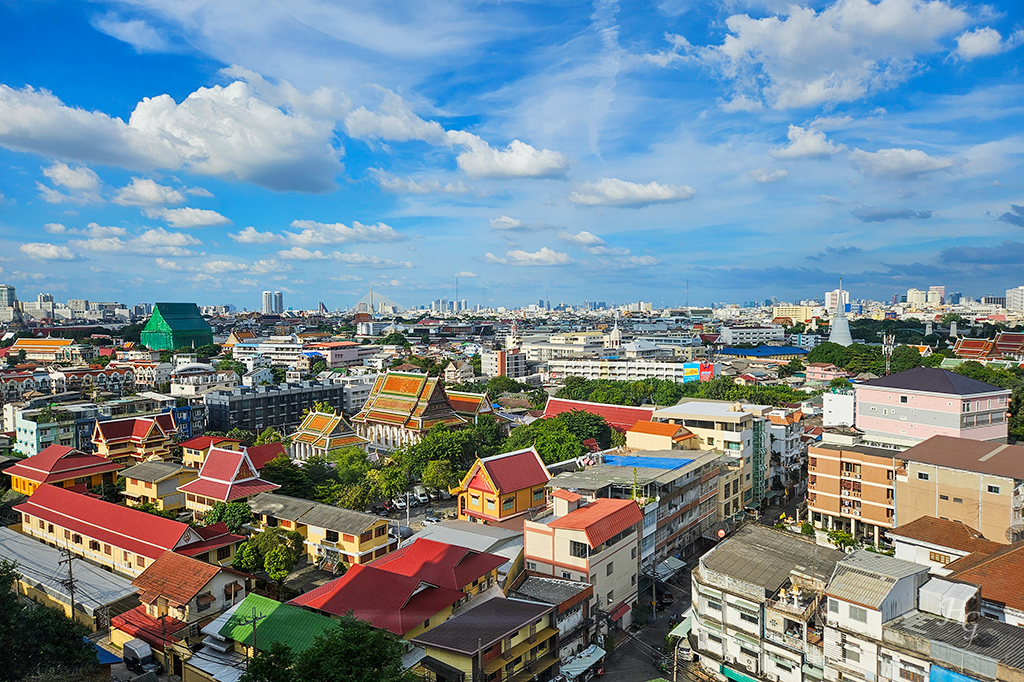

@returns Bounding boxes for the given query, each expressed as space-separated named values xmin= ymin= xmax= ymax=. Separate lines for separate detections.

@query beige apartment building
xmin=807 ymin=435 xmax=899 ymax=543
xmin=895 ymin=436 xmax=1024 ymax=543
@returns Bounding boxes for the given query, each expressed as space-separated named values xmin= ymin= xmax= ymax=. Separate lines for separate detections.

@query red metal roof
xmin=552 ymin=489 xmax=582 ymax=502
xmin=5 ymin=444 xmax=122 ymax=484
xmin=542 ymin=397 xmax=654 ymax=432
xmin=179 ymin=448 xmax=279 ymax=502
xmin=480 ymin=447 xmax=550 ymax=494
xmin=178 ymin=435 xmax=242 ymax=450
xmin=288 ymin=564 xmax=464 ymax=636
xmin=176 ymin=524 xmax=245 ymax=557
xmin=133 ymin=551 xmax=230 ymax=604
xmin=15 ymin=484 xmax=193 ymax=561
xmin=94 ymin=414 xmax=175 ymax=443
xmin=111 ymin=605 xmax=185 ymax=651
xmin=546 ymin=498 xmax=644 ymax=548
xmin=246 ymin=442 xmax=287 ymax=470
xmin=609 ymin=602 xmax=631 ymax=621
xmin=369 ymin=538 xmax=506 ymax=591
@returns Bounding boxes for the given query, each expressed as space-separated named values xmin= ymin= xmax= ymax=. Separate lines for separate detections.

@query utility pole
xmin=57 ymin=547 xmax=78 ymax=622
xmin=882 ymin=334 xmax=895 ymax=376
xmin=239 ymin=607 xmax=267 ymax=670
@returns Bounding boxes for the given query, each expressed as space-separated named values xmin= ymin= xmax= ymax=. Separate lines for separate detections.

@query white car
xmin=392 ymin=497 xmax=407 ymax=511
xmin=413 ymin=486 xmax=430 ymax=505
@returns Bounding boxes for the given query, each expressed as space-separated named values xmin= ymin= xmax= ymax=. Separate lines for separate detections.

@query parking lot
xmin=369 ymin=489 xmax=459 ymax=534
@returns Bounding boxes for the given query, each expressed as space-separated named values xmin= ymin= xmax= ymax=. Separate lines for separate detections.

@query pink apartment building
xmin=854 ymin=367 xmax=1010 ymax=448
xmin=805 ymin=362 xmax=851 ymax=382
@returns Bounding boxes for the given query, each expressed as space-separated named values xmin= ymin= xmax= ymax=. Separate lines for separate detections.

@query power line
xmin=57 ymin=546 xmax=79 ymax=620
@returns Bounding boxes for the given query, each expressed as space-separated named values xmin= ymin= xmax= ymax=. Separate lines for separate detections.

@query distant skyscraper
xmin=825 ymin=288 xmax=850 ymax=312
xmin=262 ymin=291 xmax=273 ymax=314
xmin=1005 ymin=287 xmax=1024 ymax=312
xmin=947 ymin=292 xmax=963 ymax=305
xmin=929 ymin=285 xmax=945 ymax=304
xmin=273 ymin=291 xmax=283 ymax=314
xmin=0 ymin=284 xmax=17 ymax=308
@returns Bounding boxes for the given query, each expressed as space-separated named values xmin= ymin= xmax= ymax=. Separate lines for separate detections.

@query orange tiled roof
xmin=133 ymin=551 xmax=236 ymax=605
xmin=948 ymin=542 xmax=1024 ymax=612
xmin=628 ymin=420 xmax=693 ymax=439
xmin=890 ymin=516 xmax=1004 ymax=555
xmin=547 ymin=498 xmax=643 ymax=548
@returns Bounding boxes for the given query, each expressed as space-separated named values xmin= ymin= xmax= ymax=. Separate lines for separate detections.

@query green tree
xmin=89 ymin=478 xmax=125 ymax=504
xmin=502 ymin=418 xmax=587 ymax=464
xmin=264 ymin=545 xmax=297 ymax=589
xmin=328 ymin=447 xmax=371 ymax=485
xmin=314 ymin=481 xmax=371 ymax=510
xmin=557 ymin=410 xmax=613 ymax=449
xmin=292 ymin=616 xmax=411 ymax=682
xmin=800 ymin=522 xmax=816 ymax=536
xmin=378 ymin=331 xmax=410 ymax=347
xmin=256 ymin=457 xmax=309 ymax=499
xmin=422 ymin=459 xmax=456 ymax=492
xmin=827 ymin=529 xmax=857 ymax=551
xmin=829 ymin=377 xmax=852 ymax=389
xmin=239 ymin=642 xmax=294 ymax=682
xmin=310 ymin=359 xmax=328 ymax=375
xmin=367 ymin=465 xmax=407 ymax=502
xmin=232 ymin=541 xmax=261 ymax=573
xmin=778 ymin=358 xmax=805 ymax=378
xmin=216 ymin=359 xmax=248 ymax=377
xmin=134 ymin=501 xmax=176 ymax=519
xmin=204 ymin=501 xmax=252 ymax=533
xmin=474 ymin=413 xmax=504 ymax=449
xmin=304 ymin=454 xmax=336 ymax=487
xmin=255 ymin=427 xmax=288 ymax=447
xmin=195 ymin=343 xmax=223 ymax=358
xmin=250 ymin=527 xmax=305 ymax=565
xmin=302 ymin=401 xmax=336 ymax=418
xmin=0 ymin=560 xmax=98 ymax=682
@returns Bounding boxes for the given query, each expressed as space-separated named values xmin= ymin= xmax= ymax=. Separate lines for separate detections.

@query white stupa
xmin=828 ymin=278 xmax=854 ymax=347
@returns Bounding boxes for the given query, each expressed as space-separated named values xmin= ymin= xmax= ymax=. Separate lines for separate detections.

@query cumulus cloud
xmin=454 ymin=271 xmax=478 ymax=278
xmin=0 ymin=78 xmax=343 ymax=192
xmin=747 ymin=168 xmax=789 ymax=183
xmin=769 ymin=125 xmax=844 ymax=160
xmin=808 ymin=115 xmax=854 ymax=131
xmin=685 ymin=0 xmax=971 ymax=109
xmin=955 ymin=27 xmax=1024 ymax=60
xmin=334 ymin=253 xmax=415 ymax=268
xmin=998 ymin=205 xmax=1024 ymax=227
xmin=37 ymin=162 xmax=103 ymax=203
xmin=488 ymin=215 xmax=557 ymax=232
xmin=851 ymin=206 xmax=932 ymax=222
xmin=285 ymin=220 xmax=402 ymax=246
xmin=44 ymin=223 xmax=67 ymax=234
xmin=19 ymin=243 xmax=79 ymax=260
xmin=447 ymin=132 xmax=568 ymax=179
xmin=849 ymin=147 xmax=954 ymax=179
xmin=371 ymin=171 xmax=471 ymax=195
xmin=69 ymin=227 xmax=202 ymax=256
xmin=345 ymin=89 xmax=447 ymax=144
xmin=558 ymin=230 xmax=630 ymax=256
xmin=230 ymin=226 xmax=281 ymax=244
xmin=719 ymin=96 xmax=764 ymax=113
xmin=484 ymin=247 xmax=573 ymax=266
xmin=567 ymin=178 xmax=696 ymax=208
xmin=277 ymin=247 xmax=334 ymax=260
xmin=145 ymin=207 xmax=232 ymax=228
xmin=155 ymin=257 xmax=184 ymax=271
xmin=113 ymin=178 xmax=185 ymax=206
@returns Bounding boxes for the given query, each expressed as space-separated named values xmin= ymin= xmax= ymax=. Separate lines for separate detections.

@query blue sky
xmin=0 ymin=0 xmax=1022 ymax=310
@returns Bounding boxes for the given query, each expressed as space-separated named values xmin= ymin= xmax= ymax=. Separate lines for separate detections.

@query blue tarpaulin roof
xmin=604 ymin=455 xmax=693 ymax=470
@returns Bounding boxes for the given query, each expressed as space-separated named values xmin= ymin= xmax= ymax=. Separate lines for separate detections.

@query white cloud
xmin=558 ymin=230 xmax=605 ymax=247
xmin=19 ymin=243 xmax=78 ymax=260
xmin=230 ymin=226 xmax=281 ymax=244
xmin=114 ymin=178 xmax=185 ymax=206
xmin=203 ymin=260 xmax=249 ymax=273
xmin=249 ymin=258 xmax=292 ymax=274
xmin=488 ymin=215 xmax=556 ymax=232
xmin=720 ymin=96 xmax=764 ymax=113
xmin=145 ymin=207 xmax=232 ymax=228
xmin=44 ymin=223 xmax=66 ymax=234
xmin=954 ymin=27 xmax=1024 ymax=60
xmin=447 ymin=132 xmax=568 ymax=179
xmin=70 ymin=227 xmax=202 ymax=256
xmin=277 ymin=247 xmax=334 ymax=260
xmin=92 ymin=15 xmax=173 ymax=53
xmin=0 ymin=78 xmax=343 ymax=192
xmin=808 ymin=115 xmax=853 ymax=131
xmin=454 ymin=271 xmax=478 ymax=278
xmin=769 ymin=125 xmax=845 ymax=160
xmin=849 ymin=147 xmax=955 ymax=178
xmin=371 ymin=170 xmax=471 ymax=195
xmin=43 ymin=162 xmax=101 ymax=191
xmin=345 ymin=89 xmax=447 ymax=144
xmin=692 ymin=0 xmax=971 ymax=108
xmin=186 ymin=186 xmax=213 ymax=197
xmin=334 ymin=253 xmax=415 ymax=268
xmin=155 ymin=257 xmax=184 ymax=271
xmin=484 ymin=247 xmax=573 ymax=266
xmin=285 ymin=220 xmax=403 ymax=246
xmin=747 ymin=168 xmax=789 ymax=183
xmin=567 ymin=177 xmax=696 ymax=208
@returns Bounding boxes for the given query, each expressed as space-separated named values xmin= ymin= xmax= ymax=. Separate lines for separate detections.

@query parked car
xmin=413 ymin=486 xmax=431 ymax=505
xmin=123 ymin=639 xmax=161 ymax=675
xmin=423 ymin=514 xmax=443 ymax=525
xmin=392 ymin=497 xmax=407 ymax=511
xmin=427 ymin=489 xmax=440 ymax=502
xmin=408 ymin=495 xmax=422 ymax=508
xmin=369 ymin=505 xmax=390 ymax=517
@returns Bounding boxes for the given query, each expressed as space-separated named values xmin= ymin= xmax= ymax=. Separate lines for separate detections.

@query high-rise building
xmin=947 ymin=291 xmax=962 ymax=305
xmin=273 ymin=291 xmax=283 ymax=314
xmin=261 ymin=291 xmax=273 ymax=315
xmin=929 ymin=285 xmax=945 ymax=304
xmin=1006 ymin=286 xmax=1024 ymax=312
xmin=824 ymin=288 xmax=850 ymax=312
xmin=906 ymin=288 xmax=929 ymax=306
xmin=0 ymin=284 xmax=17 ymax=308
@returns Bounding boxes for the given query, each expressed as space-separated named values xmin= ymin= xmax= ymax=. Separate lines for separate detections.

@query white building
xmin=825 ymin=288 xmax=851 ymax=312
xmin=1007 ymin=285 xmax=1024 ymax=312
xmin=547 ymin=358 xmax=719 ymax=383
xmin=481 ymin=349 xmax=528 ymax=378
xmin=720 ymin=325 xmax=785 ymax=345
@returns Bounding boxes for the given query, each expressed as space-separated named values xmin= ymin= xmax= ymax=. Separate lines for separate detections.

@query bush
xmin=800 ymin=522 xmax=815 ymax=536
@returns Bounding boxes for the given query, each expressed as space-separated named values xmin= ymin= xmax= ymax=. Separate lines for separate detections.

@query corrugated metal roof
xmin=825 ymin=551 xmax=927 ymax=608
xmin=886 ymin=611 xmax=1024 ymax=671
xmin=219 ymin=593 xmax=335 ymax=654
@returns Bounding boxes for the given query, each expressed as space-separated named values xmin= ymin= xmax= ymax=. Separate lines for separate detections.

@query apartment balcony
xmin=841 ymin=471 xmax=862 ymax=480
xmin=1013 ymin=492 xmax=1023 ymax=509
xmin=766 ymin=590 xmax=821 ymax=622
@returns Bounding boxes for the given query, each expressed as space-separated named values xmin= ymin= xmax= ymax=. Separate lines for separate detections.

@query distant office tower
xmin=824 ymin=288 xmax=850 ymax=312
xmin=461 ymin=299 xmax=468 ymax=311
xmin=947 ymin=292 xmax=962 ymax=305
xmin=981 ymin=295 xmax=1006 ymax=307
xmin=538 ymin=299 xmax=544 ymax=309
xmin=273 ymin=291 xmax=283 ymax=314
xmin=0 ymin=284 xmax=16 ymax=308
xmin=929 ymin=285 xmax=945 ymax=304
xmin=262 ymin=291 xmax=273 ymax=314
xmin=1006 ymin=286 xmax=1024 ymax=312
xmin=37 ymin=293 xmax=54 ymax=305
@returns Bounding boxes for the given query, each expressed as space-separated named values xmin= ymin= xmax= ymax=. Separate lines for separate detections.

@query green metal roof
xmin=219 ymin=593 xmax=336 ymax=655
xmin=148 ymin=303 xmax=212 ymax=333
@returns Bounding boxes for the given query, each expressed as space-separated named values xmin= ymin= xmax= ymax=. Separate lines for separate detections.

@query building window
xmin=900 ymin=396 xmax=908 ymax=403
xmin=929 ymin=552 xmax=951 ymax=564
xmin=631 ymin=547 xmax=637 ymax=559
xmin=607 ymin=562 xmax=614 ymax=576
xmin=137 ymin=556 xmax=146 ymax=568
xmin=845 ymin=649 xmax=861 ymax=663
xmin=607 ymin=590 xmax=614 ymax=604
xmin=740 ymin=612 xmax=758 ymax=624
xmin=829 ymin=598 xmax=838 ymax=613
xmin=423 ymin=618 xmax=430 ymax=628
xmin=526 ymin=561 xmax=537 ymax=571
xmin=988 ymin=485 xmax=1001 ymax=494
xmin=72 ymin=534 xmax=82 ymax=544
xmin=533 ymin=488 xmax=545 ymax=502
xmin=217 ymin=546 xmax=231 ymax=561
xmin=940 ymin=494 xmax=949 ymax=500
xmin=103 ymin=544 xmax=111 ymax=555
xmin=562 ymin=571 xmax=572 ymax=579
xmin=570 ymin=541 xmax=589 ymax=558
xmin=486 ymin=498 xmax=495 ymax=511
xmin=470 ymin=494 xmax=480 ymax=506
xmin=325 ymin=530 xmax=339 ymax=543
xmin=954 ymin=498 xmax=962 ymax=504
xmin=917 ymin=472 xmax=929 ymax=481
xmin=849 ymin=605 xmax=867 ymax=622
xmin=632 ymin=574 xmax=637 ymax=586
xmin=707 ymin=600 xmax=722 ymax=611
xmin=502 ymin=497 xmax=515 ymax=511
xmin=375 ymin=525 xmax=387 ymax=537
xmin=89 ymin=540 xmax=100 ymax=551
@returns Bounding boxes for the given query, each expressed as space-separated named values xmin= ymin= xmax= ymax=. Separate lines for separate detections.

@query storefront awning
xmin=654 ymin=555 xmax=686 ymax=581
xmin=559 ymin=645 xmax=606 ymax=680
xmin=721 ymin=665 xmax=758 ymax=682
xmin=609 ymin=602 xmax=631 ymax=621
xmin=669 ymin=610 xmax=692 ymax=639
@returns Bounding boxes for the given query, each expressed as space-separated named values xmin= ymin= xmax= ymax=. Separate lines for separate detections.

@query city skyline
xmin=0 ymin=1 xmax=1023 ymax=308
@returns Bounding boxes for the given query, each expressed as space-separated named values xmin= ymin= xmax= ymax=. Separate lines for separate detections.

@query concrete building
xmin=773 ymin=305 xmax=824 ymax=324
xmin=691 ymin=525 xmax=846 ymax=682
xmin=120 ymin=460 xmax=198 ymax=512
xmin=854 ymin=368 xmax=1011 ymax=448
xmin=807 ymin=437 xmax=899 ymax=543
xmin=767 ymin=407 xmax=806 ymax=492
xmin=825 ymin=288 xmax=851 ymax=312
xmin=481 ymin=348 xmax=529 ymax=378
xmin=888 ymin=516 xmax=1003 ymax=575
xmin=232 ymin=335 xmax=306 ymax=367
xmin=524 ymin=496 xmax=643 ymax=632
xmin=204 ymin=380 xmax=346 ymax=432
xmin=653 ymin=398 xmax=771 ymax=508
xmin=1007 ymin=285 xmax=1024 ymax=312
xmin=720 ymin=325 xmax=785 ymax=345
xmin=547 ymin=357 xmax=719 ymax=383
xmin=895 ymin=436 xmax=1024 ymax=543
